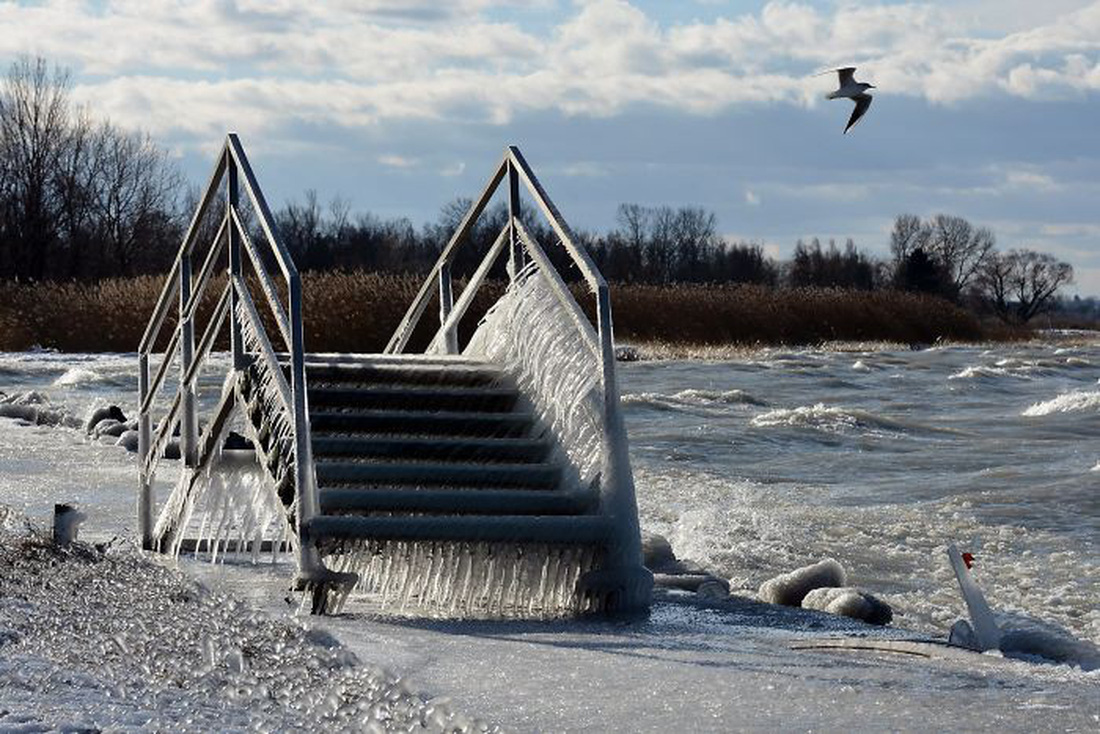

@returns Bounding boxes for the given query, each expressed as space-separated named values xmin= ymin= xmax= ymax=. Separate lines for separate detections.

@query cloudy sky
xmin=3 ymin=0 xmax=1099 ymax=291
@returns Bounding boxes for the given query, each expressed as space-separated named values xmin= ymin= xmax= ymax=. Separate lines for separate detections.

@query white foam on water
xmin=1023 ymin=390 xmax=1100 ymax=416
xmin=949 ymin=364 xmax=1031 ymax=381
xmin=749 ymin=403 xmax=906 ymax=434
xmin=622 ymin=388 xmax=766 ymax=413
xmin=52 ymin=367 xmax=104 ymax=387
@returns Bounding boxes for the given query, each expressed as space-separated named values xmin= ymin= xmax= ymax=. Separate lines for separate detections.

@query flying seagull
xmin=824 ymin=67 xmax=874 ymax=134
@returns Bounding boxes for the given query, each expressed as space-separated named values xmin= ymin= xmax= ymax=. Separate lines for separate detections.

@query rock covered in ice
xmin=802 ymin=586 xmax=892 ymax=625
xmin=0 ymin=391 xmax=82 ymax=429
xmin=116 ymin=429 xmax=139 ymax=452
xmin=643 ymin=532 xmax=730 ymax=599
xmin=85 ymin=404 xmax=126 ymax=434
xmin=758 ymin=559 xmax=846 ymax=607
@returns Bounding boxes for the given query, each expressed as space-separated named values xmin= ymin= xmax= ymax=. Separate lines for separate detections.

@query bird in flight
xmin=824 ymin=67 xmax=874 ymax=134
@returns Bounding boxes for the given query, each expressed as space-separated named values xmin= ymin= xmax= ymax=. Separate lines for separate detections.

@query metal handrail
xmin=388 ymin=146 xmax=643 ymax=574
xmin=137 ymin=134 xmax=321 ymax=583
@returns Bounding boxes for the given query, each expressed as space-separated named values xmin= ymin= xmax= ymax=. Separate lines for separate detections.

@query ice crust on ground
xmin=757 ymin=559 xmax=846 ymax=606
xmin=0 ymin=519 xmax=496 ymax=733
xmin=802 ymin=586 xmax=893 ymax=625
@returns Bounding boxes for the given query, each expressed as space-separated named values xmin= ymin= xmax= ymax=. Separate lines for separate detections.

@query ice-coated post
xmin=53 ymin=504 xmax=86 ymax=546
xmin=137 ymin=352 xmax=153 ymax=548
xmin=507 ymin=161 xmax=524 ymax=280
xmin=227 ymin=156 xmax=245 ymax=370
xmin=179 ymin=252 xmax=198 ymax=467
xmin=438 ymin=261 xmax=457 ymax=354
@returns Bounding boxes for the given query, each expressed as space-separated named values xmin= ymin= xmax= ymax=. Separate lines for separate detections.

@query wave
xmin=622 ymin=388 xmax=767 ymax=412
xmin=53 ymin=367 xmax=105 ymax=387
xmin=1023 ymin=390 xmax=1100 ymax=417
xmin=749 ymin=403 xmax=907 ymax=434
xmin=949 ymin=365 xmax=1032 ymax=381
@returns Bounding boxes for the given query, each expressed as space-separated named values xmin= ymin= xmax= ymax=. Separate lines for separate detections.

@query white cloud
xmin=744 ymin=189 xmax=761 ymax=206
xmin=378 ymin=154 xmax=419 ymax=168
xmin=2 ymin=0 xmax=1099 ymax=146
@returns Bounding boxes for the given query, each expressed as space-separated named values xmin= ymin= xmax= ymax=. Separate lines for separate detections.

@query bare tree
xmin=88 ymin=124 xmax=182 ymax=275
xmin=926 ymin=214 xmax=995 ymax=296
xmin=0 ymin=57 xmax=70 ymax=279
xmin=889 ymin=214 xmax=929 ymax=269
xmin=978 ymin=249 xmax=1074 ymax=323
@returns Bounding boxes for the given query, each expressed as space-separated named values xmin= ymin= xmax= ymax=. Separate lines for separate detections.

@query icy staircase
xmin=137 ymin=135 xmax=652 ymax=617
xmin=300 ymin=354 xmax=603 ymax=528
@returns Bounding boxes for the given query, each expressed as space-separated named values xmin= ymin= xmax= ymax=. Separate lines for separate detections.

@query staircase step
xmin=308 ymin=409 xmax=536 ymax=438
xmin=295 ymin=356 xmax=505 ymax=388
xmin=307 ymin=385 xmax=519 ymax=412
xmin=319 ymin=487 xmax=597 ymax=515
xmin=315 ymin=460 xmax=560 ymax=488
xmin=307 ymin=514 xmax=614 ymax=545
xmin=311 ymin=435 xmax=552 ymax=463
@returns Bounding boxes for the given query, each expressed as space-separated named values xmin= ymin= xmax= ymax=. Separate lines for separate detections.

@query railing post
xmin=438 ymin=261 xmax=458 ymax=354
xmin=227 ymin=155 xmax=245 ymax=370
xmin=137 ymin=352 xmax=153 ymax=549
xmin=507 ymin=161 xmax=524 ymax=279
xmin=179 ymin=253 xmax=198 ymax=467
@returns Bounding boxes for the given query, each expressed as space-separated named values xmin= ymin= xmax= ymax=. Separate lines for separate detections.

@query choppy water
xmin=1 ymin=339 xmax=1098 ymax=648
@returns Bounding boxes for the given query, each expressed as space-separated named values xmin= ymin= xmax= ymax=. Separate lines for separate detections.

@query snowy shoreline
xmin=0 ymin=516 xmax=496 ymax=733
xmin=2 ymin=514 xmax=1097 ymax=732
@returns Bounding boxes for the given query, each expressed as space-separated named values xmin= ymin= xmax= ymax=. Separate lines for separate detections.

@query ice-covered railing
xmin=137 ymin=134 xmax=324 ymax=582
xmin=464 ymin=262 xmax=603 ymax=488
xmin=385 ymin=146 xmax=648 ymax=603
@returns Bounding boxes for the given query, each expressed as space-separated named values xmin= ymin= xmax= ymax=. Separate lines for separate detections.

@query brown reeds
xmin=0 ymin=273 xmax=987 ymax=353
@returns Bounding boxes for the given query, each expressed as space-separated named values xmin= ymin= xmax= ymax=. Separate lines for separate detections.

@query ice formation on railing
xmin=235 ymin=299 xmax=296 ymax=502
xmin=166 ymin=450 xmax=293 ymax=563
xmin=322 ymin=540 xmax=604 ymax=618
xmin=464 ymin=265 xmax=603 ymax=487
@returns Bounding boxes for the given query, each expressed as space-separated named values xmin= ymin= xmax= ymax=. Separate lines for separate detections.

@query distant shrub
xmin=0 ymin=273 xmax=987 ymax=353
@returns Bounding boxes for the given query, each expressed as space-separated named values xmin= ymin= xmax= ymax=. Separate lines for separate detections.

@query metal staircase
xmin=137 ymin=135 xmax=652 ymax=616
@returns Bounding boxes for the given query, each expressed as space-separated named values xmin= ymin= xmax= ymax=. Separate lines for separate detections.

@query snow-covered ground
xmin=2 ymin=348 xmax=1099 ymax=731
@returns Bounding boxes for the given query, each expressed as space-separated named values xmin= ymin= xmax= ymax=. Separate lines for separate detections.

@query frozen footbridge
xmin=137 ymin=135 xmax=652 ymax=616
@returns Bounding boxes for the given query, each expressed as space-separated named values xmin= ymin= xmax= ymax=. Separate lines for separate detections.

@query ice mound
xmin=1022 ymin=390 xmax=1100 ymax=416
xmin=0 ymin=516 xmax=497 ymax=731
xmin=802 ymin=587 xmax=893 ymax=626
xmin=0 ymin=391 xmax=82 ymax=429
xmin=949 ymin=617 xmax=1100 ymax=671
xmin=750 ymin=404 xmax=903 ymax=434
xmin=999 ymin=626 xmax=1100 ymax=671
xmin=758 ymin=559 xmax=846 ymax=607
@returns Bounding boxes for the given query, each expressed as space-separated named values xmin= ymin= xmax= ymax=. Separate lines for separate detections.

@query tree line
xmin=0 ymin=57 xmax=1077 ymax=324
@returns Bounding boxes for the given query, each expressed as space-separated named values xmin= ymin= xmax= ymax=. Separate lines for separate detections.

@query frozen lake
xmin=2 ymin=341 xmax=1099 ymax=730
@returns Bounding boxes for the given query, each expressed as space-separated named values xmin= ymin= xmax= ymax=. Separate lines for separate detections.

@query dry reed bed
xmin=0 ymin=273 xmax=984 ymax=353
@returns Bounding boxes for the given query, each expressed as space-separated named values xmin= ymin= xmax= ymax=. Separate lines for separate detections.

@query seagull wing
xmin=844 ymin=93 xmax=872 ymax=134
xmin=837 ymin=67 xmax=856 ymax=86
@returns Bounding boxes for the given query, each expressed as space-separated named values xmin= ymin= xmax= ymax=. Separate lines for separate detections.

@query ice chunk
xmin=802 ymin=586 xmax=892 ymax=625
xmin=758 ymin=559 xmax=846 ymax=606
